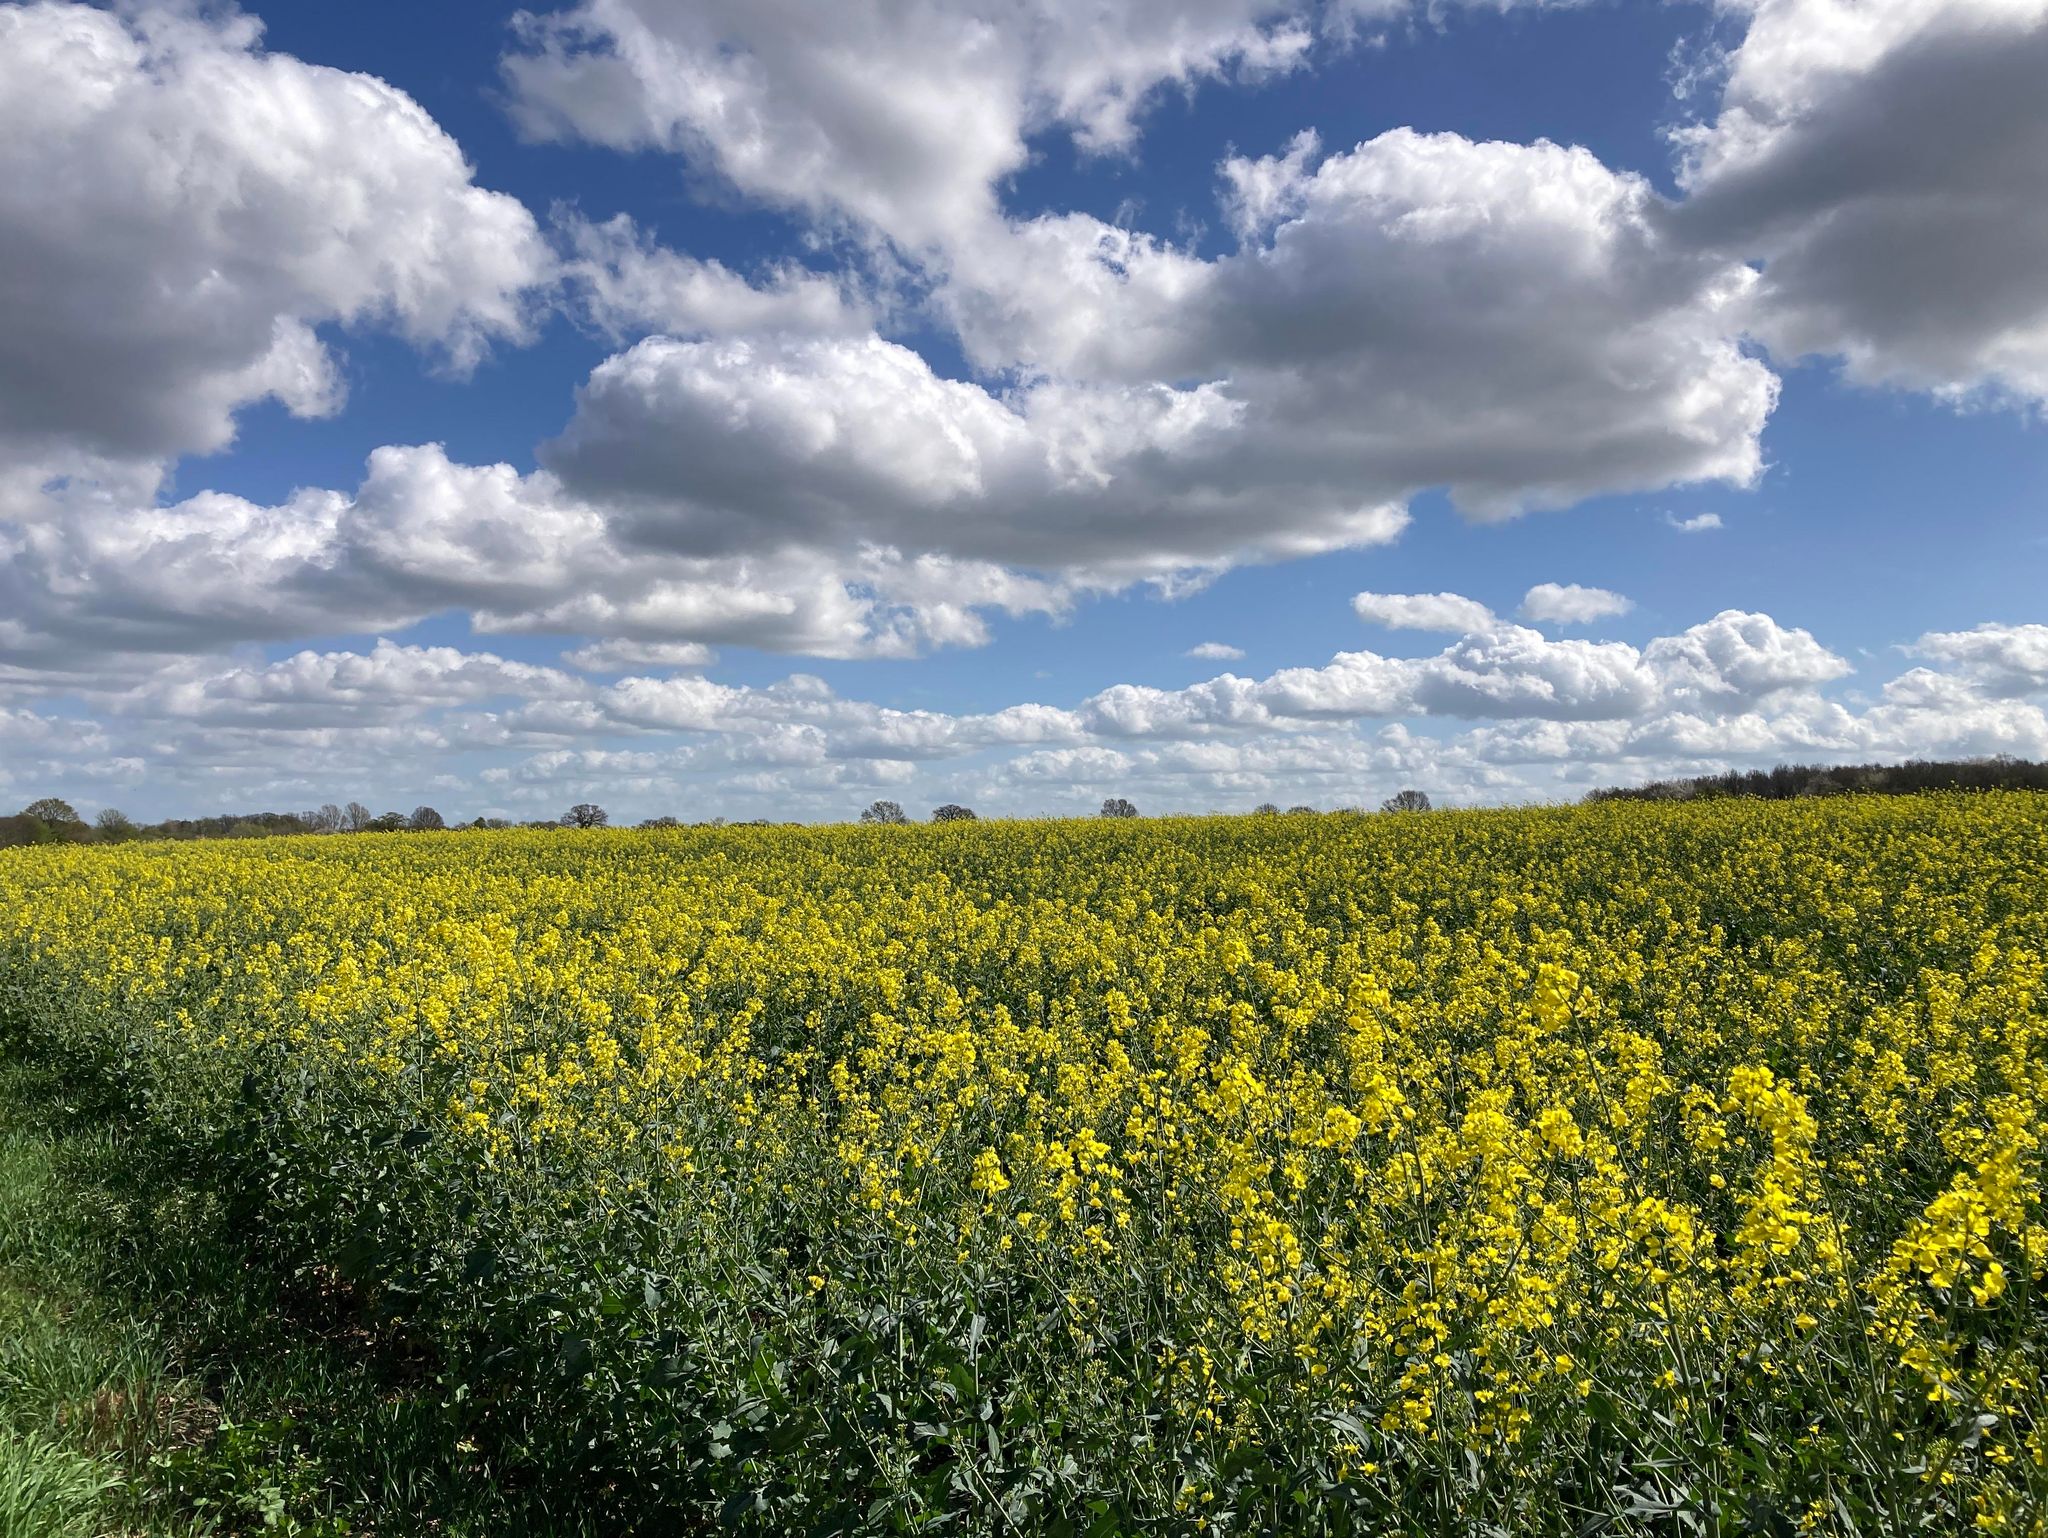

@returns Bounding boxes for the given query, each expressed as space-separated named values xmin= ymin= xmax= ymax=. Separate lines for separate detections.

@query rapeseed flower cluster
xmin=1 ymin=796 xmax=2044 ymax=1533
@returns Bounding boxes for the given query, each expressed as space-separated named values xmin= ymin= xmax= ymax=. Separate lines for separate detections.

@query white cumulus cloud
xmin=1674 ymin=0 xmax=2048 ymax=405
xmin=945 ymin=130 xmax=1776 ymax=521
xmin=502 ymin=0 xmax=1325 ymax=253
xmin=1520 ymin=583 xmax=1634 ymax=624
xmin=1914 ymin=623 xmax=2048 ymax=696
xmin=1352 ymin=592 xmax=1498 ymax=633
xmin=1665 ymin=511 xmax=1724 ymax=533
xmin=0 ymin=3 xmax=550 ymax=469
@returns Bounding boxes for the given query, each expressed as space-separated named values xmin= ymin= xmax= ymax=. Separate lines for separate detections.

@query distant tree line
xmin=0 ymin=797 xmax=477 ymax=849
xmin=860 ymin=799 xmax=1143 ymax=823
xmin=1584 ymin=756 xmax=2048 ymax=804
xmin=1249 ymin=792 xmax=1433 ymax=815
xmin=858 ymin=802 xmax=981 ymax=824
xmin=15 ymin=760 xmax=2031 ymax=851
xmin=4 ymin=790 xmax=1435 ymax=846
xmin=0 ymin=797 xmax=819 ymax=848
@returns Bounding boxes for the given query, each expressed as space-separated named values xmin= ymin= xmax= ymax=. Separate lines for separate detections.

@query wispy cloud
xmin=1665 ymin=511 xmax=1725 ymax=533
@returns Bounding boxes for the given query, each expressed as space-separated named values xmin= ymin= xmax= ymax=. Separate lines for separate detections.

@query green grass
xmin=0 ymin=1433 xmax=120 ymax=1538
xmin=0 ymin=1069 xmax=163 ymax=1537
xmin=0 ymin=1057 xmax=591 ymax=1537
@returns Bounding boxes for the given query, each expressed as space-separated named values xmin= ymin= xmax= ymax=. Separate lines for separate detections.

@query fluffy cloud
xmin=558 ymin=213 xmax=874 ymax=340
xmin=942 ymin=131 xmax=1775 ymax=520
xmin=1 ymin=480 xmax=361 ymax=666
xmin=0 ymin=3 xmax=549 ymax=468
xmin=29 ymin=599 xmax=2045 ymax=822
xmin=503 ymin=0 xmax=1606 ymax=256
xmin=1353 ymin=592 xmax=1498 ymax=633
xmin=4 ymin=3 xmax=1794 ymax=709
xmin=503 ymin=12 xmax=1779 ymax=563
xmin=1261 ymin=628 xmax=1661 ymax=723
xmin=1666 ymin=511 xmax=1724 ymax=533
xmin=968 ymin=129 xmax=1736 ymax=380
xmin=125 ymin=642 xmax=586 ymax=727
xmin=1674 ymin=0 xmax=2048 ymax=404
xmin=580 ymin=672 xmax=1086 ymax=760
xmin=1519 ymin=583 xmax=1633 ymax=624
xmin=1079 ymin=609 xmax=1846 ymax=735
xmin=1 ymin=448 xmax=590 ymax=668
xmin=502 ymin=0 xmax=1323 ymax=252
xmin=1186 ymin=642 xmax=1246 ymax=660
xmin=969 ymin=642 xmax=2047 ymax=812
xmin=544 ymin=333 xmax=1410 ymax=577
xmin=561 ymin=639 xmax=718 ymax=674
xmin=1643 ymin=609 xmax=1851 ymax=705
xmin=537 ymin=130 xmax=1775 ymax=588
xmin=0 ymin=705 xmax=108 ymax=754
xmin=0 ymin=445 xmax=1084 ymax=679
xmin=20 ymin=588 xmax=1863 ymax=796
xmin=83 ymin=602 xmax=1840 ymax=775
xmin=548 ymin=335 xmax=1043 ymax=552
xmin=1914 ymin=623 xmax=2048 ymax=696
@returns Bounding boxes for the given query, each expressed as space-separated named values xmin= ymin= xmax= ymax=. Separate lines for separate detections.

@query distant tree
xmin=1253 ymin=802 xmax=1281 ymax=816
xmin=931 ymin=804 xmax=977 ymax=822
xmin=92 ymin=808 xmax=137 ymax=841
xmin=21 ymin=798 xmax=79 ymax=825
xmin=639 ymin=815 xmax=681 ymax=829
xmin=860 ymin=800 xmax=908 ymax=825
xmin=1100 ymin=798 xmax=1139 ymax=819
xmin=1381 ymin=789 xmax=1433 ymax=813
xmin=365 ymin=811 xmax=409 ymax=833
xmin=343 ymin=801 xmax=374 ymax=832
xmin=306 ymin=803 xmax=344 ymax=833
xmin=1584 ymin=756 xmax=2048 ymax=805
xmin=0 ymin=815 xmax=41 ymax=849
xmin=469 ymin=816 xmax=513 ymax=830
xmin=1287 ymin=805 xmax=1317 ymax=815
xmin=408 ymin=805 xmax=446 ymax=831
xmin=562 ymin=803 xmax=609 ymax=829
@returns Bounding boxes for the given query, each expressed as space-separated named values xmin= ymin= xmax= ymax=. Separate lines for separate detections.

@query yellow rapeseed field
xmin=2 ymin=796 xmax=2044 ymax=1533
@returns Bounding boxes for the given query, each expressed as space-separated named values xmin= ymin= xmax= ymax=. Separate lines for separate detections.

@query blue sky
xmin=2 ymin=0 xmax=2044 ymax=823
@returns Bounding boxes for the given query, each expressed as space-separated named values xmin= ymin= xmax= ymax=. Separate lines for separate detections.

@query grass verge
xmin=0 ymin=1055 xmax=581 ymax=1537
